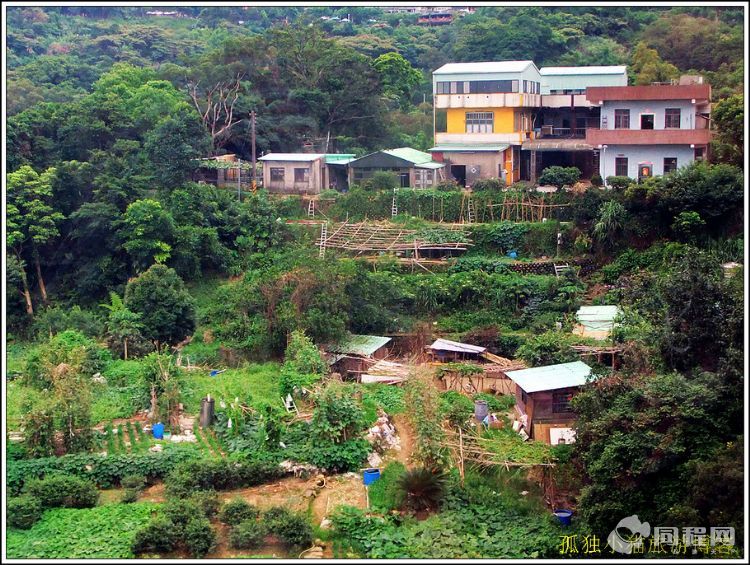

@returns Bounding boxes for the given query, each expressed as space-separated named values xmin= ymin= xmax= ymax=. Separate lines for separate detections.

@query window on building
xmin=694 ymin=147 xmax=705 ymax=161
xmin=435 ymin=110 xmax=447 ymax=133
xmin=270 ymin=168 xmax=284 ymax=181
xmin=614 ymin=109 xmax=630 ymax=129
xmin=552 ymin=391 xmax=574 ymax=414
xmin=294 ymin=168 xmax=309 ymax=182
xmin=664 ymin=108 xmax=681 ymax=129
xmin=511 ymin=80 xmax=519 ymax=93
xmin=466 ymin=111 xmax=493 ymax=133
xmin=523 ymin=80 xmax=528 ymax=93
xmin=436 ymin=81 xmax=449 ymax=94
xmin=663 ymin=157 xmax=678 ymax=174
xmin=615 ymin=157 xmax=628 ymax=177
xmin=640 ymin=114 xmax=654 ymax=130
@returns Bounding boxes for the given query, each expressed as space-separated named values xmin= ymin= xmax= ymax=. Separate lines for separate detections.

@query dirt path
xmin=391 ymin=413 xmax=415 ymax=468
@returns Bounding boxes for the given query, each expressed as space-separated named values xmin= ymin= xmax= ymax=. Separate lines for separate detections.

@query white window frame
xmin=466 ymin=111 xmax=493 ymax=133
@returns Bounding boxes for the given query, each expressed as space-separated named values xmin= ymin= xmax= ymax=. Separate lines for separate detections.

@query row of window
xmin=435 ymin=110 xmax=533 ymax=134
xmin=270 ymin=167 xmax=309 ymax=182
xmin=613 ymin=108 xmax=681 ymax=129
xmin=520 ymin=389 xmax=574 ymax=414
xmin=614 ymin=157 xmax=678 ymax=177
xmin=436 ymin=79 xmax=541 ymax=95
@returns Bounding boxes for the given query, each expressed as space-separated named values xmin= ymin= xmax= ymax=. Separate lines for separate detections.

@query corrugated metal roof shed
xmin=434 ymin=61 xmax=537 ymax=75
xmin=327 ymin=334 xmax=392 ymax=357
xmin=259 ymin=153 xmax=324 ymax=162
xmin=324 ymin=154 xmax=356 ymax=164
xmin=430 ymin=143 xmax=510 ymax=152
xmin=415 ymin=161 xmax=446 ymax=170
xmin=505 ymin=361 xmax=592 ymax=393
xmin=540 ymin=66 xmax=627 ymax=75
xmin=429 ymin=339 xmax=486 ymax=354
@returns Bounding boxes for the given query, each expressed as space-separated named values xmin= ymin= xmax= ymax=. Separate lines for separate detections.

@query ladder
xmin=307 ymin=199 xmax=315 ymax=218
xmin=466 ymin=197 xmax=475 ymax=223
xmin=391 ymin=189 xmax=398 ymax=218
xmin=553 ymin=263 xmax=571 ymax=278
xmin=319 ymin=222 xmax=328 ymax=258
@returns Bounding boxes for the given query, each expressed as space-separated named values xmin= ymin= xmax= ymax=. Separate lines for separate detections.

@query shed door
xmin=466 ymin=164 xmax=481 ymax=186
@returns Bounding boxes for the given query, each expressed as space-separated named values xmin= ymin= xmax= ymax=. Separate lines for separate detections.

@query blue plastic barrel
xmin=363 ymin=468 xmax=381 ymax=486
xmin=554 ymin=509 xmax=573 ymax=526
xmin=152 ymin=422 xmax=164 ymax=440
xmin=507 ymin=250 xmax=518 ymax=259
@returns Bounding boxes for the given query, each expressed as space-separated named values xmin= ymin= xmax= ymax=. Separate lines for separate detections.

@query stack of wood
xmin=360 ymin=359 xmax=411 ymax=384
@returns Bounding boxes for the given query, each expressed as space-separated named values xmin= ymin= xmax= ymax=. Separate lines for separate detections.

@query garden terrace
xmin=316 ymin=221 xmax=472 ymax=257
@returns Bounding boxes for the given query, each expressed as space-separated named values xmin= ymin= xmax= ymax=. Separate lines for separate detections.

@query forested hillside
xmin=4 ymin=5 xmax=746 ymax=560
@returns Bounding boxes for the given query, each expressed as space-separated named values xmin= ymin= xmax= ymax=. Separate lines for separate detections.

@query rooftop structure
xmin=505 ymin=361 xmax=592 ymax=393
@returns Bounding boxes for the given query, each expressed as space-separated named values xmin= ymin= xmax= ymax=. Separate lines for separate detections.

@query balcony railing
xmin=537 ymin=126 xmax=589 ymax=139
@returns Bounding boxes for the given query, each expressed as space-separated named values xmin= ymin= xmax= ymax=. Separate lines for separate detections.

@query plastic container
xmin=554 ymin=509 xmax=573 ymax=526
xmin=363 ymin=468 xmax=381 ymax=486
xmin=474 ymin=400 xmax=489 ymax=422
xmin=152 ymin=422 xmax=164 ymax=440
xmin=507 ymin=250 xmax=518 ymax=259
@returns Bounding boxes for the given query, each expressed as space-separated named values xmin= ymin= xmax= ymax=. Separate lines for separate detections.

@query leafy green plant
xmin=7 ymin=495 xmax=43 ymax=530
xmin=7 ymin=503 xmax=159 ymax=559
xmin=184 ymin=517 xmax=217 ymax=557
xmin=220 ymin=498 xmax=261 ymax=526
xmin=24 ymin=475 xmax=99 ymax=509
xmin=131 ymin=515 xmax=177 ymax=555
xmin=263 ymin=506 xmax=313 ymax=549
xmin=190 ymin=490 xmax=220 ymax=518
xmin=395 ymin=467 xmax=448 ymax=512
xmin=515 ymin=331 xmax=577 ymax=367
xmin=368 ymin=461 xmax=406 ymax=513
xmin=229 ymin=519 xmax=268 ymax=549
xmin=538 ymin=166 xmax=581 ymax=189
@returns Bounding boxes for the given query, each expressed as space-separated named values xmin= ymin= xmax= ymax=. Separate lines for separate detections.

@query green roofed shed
xmin=327 ymin=334 xmax=392 ymax=357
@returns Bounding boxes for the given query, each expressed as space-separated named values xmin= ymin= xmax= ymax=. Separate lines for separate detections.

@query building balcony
xmin=435 ymin=131 xmax=533 ymax=145
xmin=586 ymin=83 xmax=711 ymax=104
xmin=540 ymin=94 xmax=596 ymax=108
xmin=434 ymin=93 xmax=542 ymax=109
xmin=585 ymin=128 xmax=712 ymax=146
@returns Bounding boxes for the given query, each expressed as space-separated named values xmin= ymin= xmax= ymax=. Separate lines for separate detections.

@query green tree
xmin=711 ymin=93 xmax=743 ymax=167
xmin=373 ymin=52 xmax=423 ymax=109
xmin=593 ymin=200 xmax=627 ymax=251
xmin=124 ymin=264 xmax=196 ymax=347
xmin=629 ymin=41 xmax=679 ymax=85
xmin=6 ymin=165 xmax=63 ymax=313
xmin=117 ymin=199 xmax=175 ymax=272
xmin=100 ymin=291 xmax=145 ymax=360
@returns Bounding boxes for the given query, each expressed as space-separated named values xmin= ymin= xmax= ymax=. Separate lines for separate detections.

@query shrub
xmin=132 ymin=516 xmax=177 ymax=554
xmin=229 ymin=519 xmax=267 ymax=549
xmin=515 ymin=331 xmax=577 ymax=367
xmin=121 ymin=474 xmax=146 ymax=490
xmin=368 ymin=171 xmax=399 ymax=190
xmin=184 ymin=517 xmax=217 ymax=557
xmin=396 ymin=467 xmax=448 ymax=512
xmin=7 ymin=495 xmax=43 ymax=530
xmin=538 ymin=166 xmax=581 ymax=189
xmin=590 ymin=173 xmax=603 ymax=187
xmin=605 ymin=175 xmax=632 ymax=191
xmin=190 ymin=490 xmax=220 ymax=518
xmin=264 ymin=507 xmax=313 ymax=548
xmin=471 ymin=178 xmax=503 ymax=191
xmin=473 ymin=393 xmax=514 ymax=413
xmin=470 ymin=222 xmax=528 ymax=254
xmin=220 ymin=498 xmax=261 ymax=526
xmin=439 ymin=391 xmax=474 ymax=428
xmin=164 ymin=458 xmax=284 ymax=496
xmin=435 ymin=179 xmax=461 ymax=191
xmin=121 ymin=489 xmax=140 ymax=503
xmin=163 ymin=498 xmax=202 ymax=532
xmin=24 ymin=475 xmax=99 ymax=509
xmin=300 ymin=438 xmax=370 ymax=473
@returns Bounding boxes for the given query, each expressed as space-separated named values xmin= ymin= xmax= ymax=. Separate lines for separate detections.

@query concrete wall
xmin=434 ymin=149 xmax=510 ymax=186
xmin=262 ymin=159 xmax=326 ymax=194
xmin=600 ymin=144 xmax=695 ymax=179
xmin=540 ymin=72 xmax=627 ymax=94
xmin=599 ymin=99 xmax=698 ymax=130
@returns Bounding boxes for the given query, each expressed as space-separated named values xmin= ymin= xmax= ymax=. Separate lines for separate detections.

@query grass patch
xmin=6 ymin=503 xmax=159 ymax=559
xmin=360 ymin=384 xmax=406 ymax=415
xmin=368 ymin=461 xmax=406 ymax=513
xmin=180 ymin=363 xmax=281 ymax=414
xmin=6 ymin=380 xmax=44 ymax=431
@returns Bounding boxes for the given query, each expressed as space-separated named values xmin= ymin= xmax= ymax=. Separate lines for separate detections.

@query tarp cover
xmin=429 ymin=339 xmax=486 ymax=354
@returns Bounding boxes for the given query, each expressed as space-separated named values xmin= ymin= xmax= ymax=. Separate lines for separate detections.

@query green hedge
xmin=7 ymin=444 xmax=203 ymax=496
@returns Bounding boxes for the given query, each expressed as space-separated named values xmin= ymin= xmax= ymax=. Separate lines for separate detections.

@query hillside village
xmin=4 ymin=4 xmax=746 ymax=561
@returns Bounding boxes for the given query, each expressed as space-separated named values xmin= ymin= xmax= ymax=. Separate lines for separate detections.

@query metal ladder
xmin=391 ymin=188 xmax=398 ymax=218
xmin=307 ymin=199 xmax=315 ymax=218
xmin=319 ymin=222 xmax=327 ymax=258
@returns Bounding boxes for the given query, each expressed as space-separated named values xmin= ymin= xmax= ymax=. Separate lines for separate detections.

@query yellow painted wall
xmin=446 ymin=107 xmax=517 ymax=134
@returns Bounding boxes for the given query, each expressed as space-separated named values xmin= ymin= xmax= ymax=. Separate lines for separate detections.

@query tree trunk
xmin=123 ymin=338 xmax=129 ymax=360
xmin=34 ymin=251 xmax=49 ymax=305
xmin=19 ymin=262 xmax=34 ymax=315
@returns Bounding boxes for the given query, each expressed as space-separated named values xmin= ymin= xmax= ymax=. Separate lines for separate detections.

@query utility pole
xmin=237 ymin=158 xmax=241 ymax=202
xmin=251 ymin=110 xmax=257 ymax=194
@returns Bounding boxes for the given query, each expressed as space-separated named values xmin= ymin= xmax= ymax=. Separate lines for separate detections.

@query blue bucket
xmin=152 ymin=422 xmax=164 ymax=440
xmin=554 ymin=509 xmax=573 ymax=526
xmin=363 ymin=468 xmax=381 ymax=486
